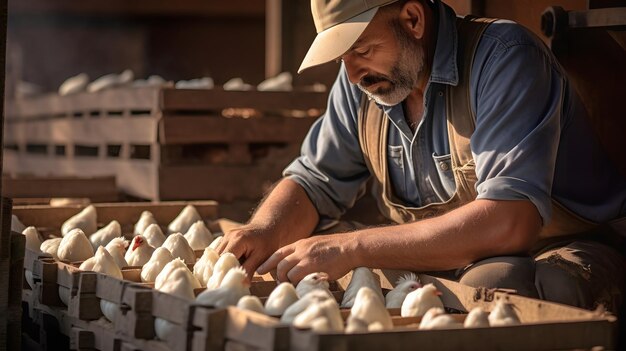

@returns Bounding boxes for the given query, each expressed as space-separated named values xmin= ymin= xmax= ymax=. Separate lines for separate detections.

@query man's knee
xmin=458 ymin=256 xmax=539 ymax=298
xmin=534 ymin=241 xmax=625 ymax=312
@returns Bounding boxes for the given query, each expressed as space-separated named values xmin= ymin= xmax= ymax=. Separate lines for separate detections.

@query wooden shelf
xmin=9 ymin=0 xmax=265 ymax=18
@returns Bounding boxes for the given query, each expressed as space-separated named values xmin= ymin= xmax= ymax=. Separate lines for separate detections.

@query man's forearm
xmin=349 ymin=199 xmax=542 ymax=271
xmin=249 ymin=178 xmax=320 ymax=247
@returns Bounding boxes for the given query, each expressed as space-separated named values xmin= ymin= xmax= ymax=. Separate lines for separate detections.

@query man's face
xmin=341 ymin=13 xmax=426 ymax=106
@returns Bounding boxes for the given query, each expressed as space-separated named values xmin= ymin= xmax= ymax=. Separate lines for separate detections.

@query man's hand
xmin=257 ymin=233 xmax=357 ymax=284
xmin=215 ymin=178 xmax=320 ymax=280
xmin=216 ymin=224 xmax=279 ymax=280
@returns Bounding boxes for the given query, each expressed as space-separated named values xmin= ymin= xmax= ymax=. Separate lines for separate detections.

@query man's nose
xmin=342 ymin=55 xmax=367 ymax=85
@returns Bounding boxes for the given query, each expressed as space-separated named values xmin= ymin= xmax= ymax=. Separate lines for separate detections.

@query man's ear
xmin=399 ymin=0 xmax=427 ymax=40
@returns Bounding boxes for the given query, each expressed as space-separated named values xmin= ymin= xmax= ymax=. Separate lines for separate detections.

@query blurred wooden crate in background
xmin=4 ymin=87 xmax=327 ymax=202
xmin=2 ymin=175 xmax=118 ymax=204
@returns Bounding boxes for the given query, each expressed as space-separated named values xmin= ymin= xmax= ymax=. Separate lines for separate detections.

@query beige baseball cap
xmin=298 ymin=0 xmax=399 ymax=73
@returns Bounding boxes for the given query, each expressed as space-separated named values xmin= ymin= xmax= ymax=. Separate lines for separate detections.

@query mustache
xmin=360 ymin=74 xmax=392 ymax=87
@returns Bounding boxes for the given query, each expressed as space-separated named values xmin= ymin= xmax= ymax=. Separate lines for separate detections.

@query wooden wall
xmin=7 ymin=0 xmax=266 ymax=93
xmin=7 ymin=1 xmax=603 ymax=94
xmin=482 ymin=0 xmax=587 ymax=40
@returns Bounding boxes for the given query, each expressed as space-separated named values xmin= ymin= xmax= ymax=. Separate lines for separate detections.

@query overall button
xmin=439 ymin=161 xmax=449 ymax=171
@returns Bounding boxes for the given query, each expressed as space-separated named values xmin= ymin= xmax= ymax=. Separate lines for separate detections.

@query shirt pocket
xmin=387 ymin=145 xmax=406 ymax=195
xmin=432 ymin=153 xmax=455 ymax=195
xmin=388 ymin=145 xmax=404 ymax=169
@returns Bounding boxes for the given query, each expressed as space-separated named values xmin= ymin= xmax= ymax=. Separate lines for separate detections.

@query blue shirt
xmin=284 ymin=0 xmax=626 ymax=226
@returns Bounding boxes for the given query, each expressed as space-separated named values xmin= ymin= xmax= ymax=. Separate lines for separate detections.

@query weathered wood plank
xmin=159 ymin=115 xmax=316 ymax=144
xmin=3 ymin=175 xmax=118 ymax=202
xmin=160 ymin=89 xmax=328 ymax=112
xmin=12 ymin=201 xmax=219 ymax=231
xmin=158 ymin=164 xmax=285 ymax=201
xmin=5 ymin=87 xmax=160 ymax=119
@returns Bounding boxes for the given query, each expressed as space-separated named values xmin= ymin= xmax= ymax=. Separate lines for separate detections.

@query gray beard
xmin=357 ymin=28 xmax=425 ymax=106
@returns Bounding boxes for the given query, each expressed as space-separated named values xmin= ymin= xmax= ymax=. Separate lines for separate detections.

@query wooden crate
xmin=116 ymin=277 xmax=345 ymax=351
xmin=31 ymin=260 xmax=149 ymax=322
xmin=16 ymin=201 xmax=219 ymax=350
xmin=5 ymin=87 xmax=327 ymax=201
xmin=13 ymin=200 xmax=219 ymax=237
xmin=20 ymin=200 xmax=220 ymax=318
xmin=219 ymin=271 xmax=617 ymax=351
xmin=2 ymin=175 xmax=118 ymax=203
xmin=70 ymin=319 xmax=122 ymax=351
xmin=295 ymin=274 xmax=616 ymax=351
xmin=116 ymin=280 xmax=271 ymax=351
xmin=116 ymin=284 xmax=228 ymax=351
xmin=1 ymin=197 xmax=26 ymax=351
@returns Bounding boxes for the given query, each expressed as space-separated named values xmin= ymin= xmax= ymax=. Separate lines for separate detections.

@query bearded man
xmin=218 ymin=0 xmax=626 ymax=312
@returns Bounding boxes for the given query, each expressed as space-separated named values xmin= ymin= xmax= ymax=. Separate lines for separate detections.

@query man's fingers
xmin=286 ymin=262 xmax=311 ymax=285
xmin=215 ymin=236 xmax=228 ymax=254
xmin=241 ymin=255 xmax=265 ymax=281
xmin=222 ymin=240 xmax=246 ymax=260
xmin=257 ymin=246 xmax=292 ymax=275
xmin=275 ymin=254 xmax=299 ymax=283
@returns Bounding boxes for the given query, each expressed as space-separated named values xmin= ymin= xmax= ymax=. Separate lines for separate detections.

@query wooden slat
xmin=70 ymin=327 xmax=94 ymax=350
xmin=159 ymin=115 xmax=316 ymax=144
xmin=5 ymin=87 xmax=160 ymax=119
xmin=290 ymin=319 xmax=617 ymax=351
xmin=0 ymin=200 xmax=13 ymax=351
xmin=4 ymin=88 xmax=326 ymax=121
xmin=117 ymin=285 xmax=155 ymax=340
xmin=0 ymin=198 xmax=12 ymax=258
xmin=160 ymin=89 xmax=329 ymax=112
xmin=2 ymin=175 xmax=118 ymax=202
xmin=5 ymin=114 xmax=158 ymax=145
xmin=224 ymin=307 xmax=289 ymax=351
xmin=4 ymin=233 xmax=24 ymax=351
xmin=158 ymin=165 xmax=285 ymax=201
xmin=12 ymin=201 xmax=219 ymax=230
xmin=10 ymin=0 xmax=265 ymax=17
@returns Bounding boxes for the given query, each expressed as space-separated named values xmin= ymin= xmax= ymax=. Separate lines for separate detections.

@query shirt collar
xmin=429 ymin=0 xmax=459 ymax=86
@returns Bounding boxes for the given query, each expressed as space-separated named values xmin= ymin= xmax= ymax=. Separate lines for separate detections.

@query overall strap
xmin=446 ymin=17 xmax=497 ymax=202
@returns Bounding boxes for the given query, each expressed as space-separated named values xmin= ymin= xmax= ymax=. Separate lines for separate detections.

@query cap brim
xmin=298 ymin=7 xmax=379 ymax=74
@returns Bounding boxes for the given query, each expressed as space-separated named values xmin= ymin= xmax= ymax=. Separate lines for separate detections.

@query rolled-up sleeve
xmin=472 ymin=36 xmax=564 ymax=225
xmin=283 ymin=66 xmax=370 ymax=219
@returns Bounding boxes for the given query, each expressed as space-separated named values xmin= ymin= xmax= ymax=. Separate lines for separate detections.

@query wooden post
xmin=0 ymin=0 xmax=6 ymax=197
xmin=266 ymin=0 xmax=282 ymax=79
xmin=265 ymin=0 xmax=340 ymax=87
